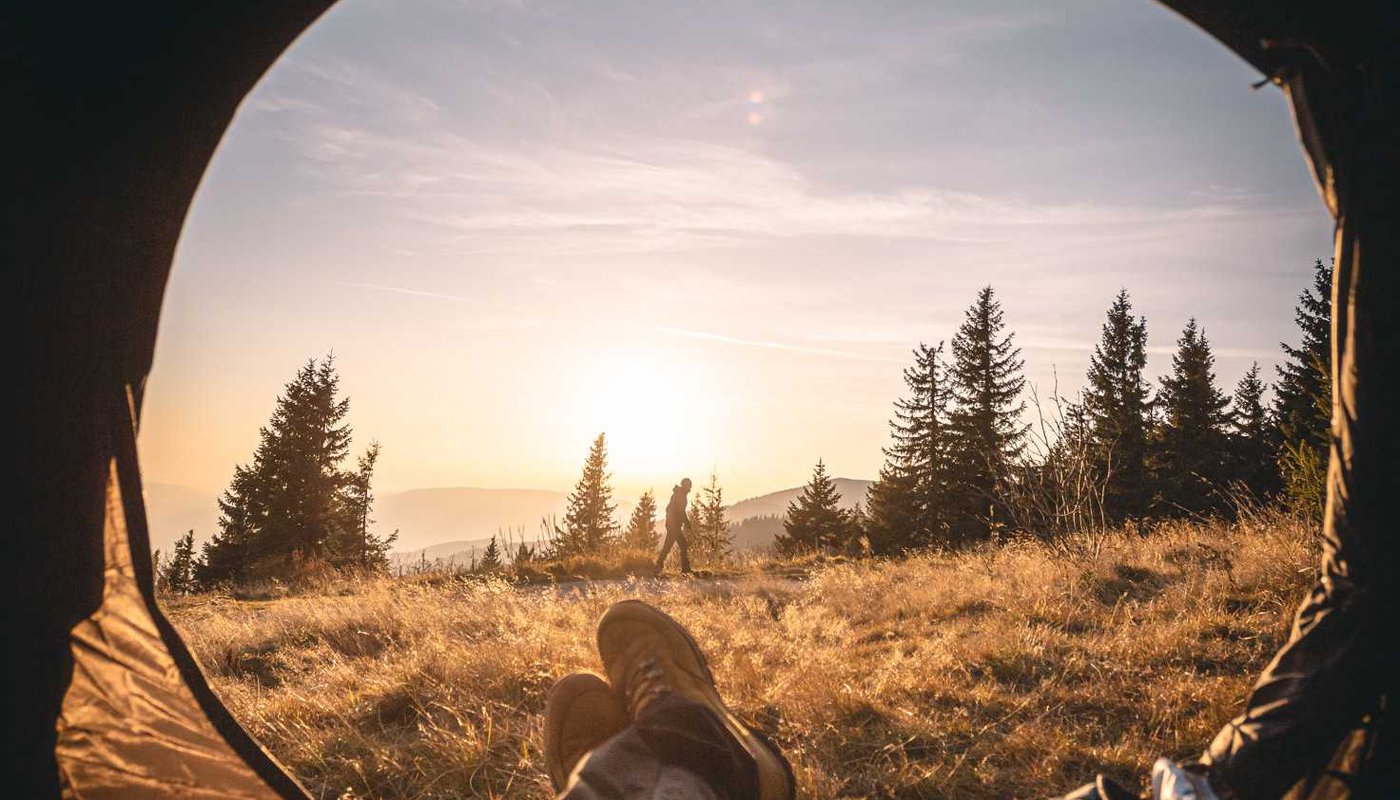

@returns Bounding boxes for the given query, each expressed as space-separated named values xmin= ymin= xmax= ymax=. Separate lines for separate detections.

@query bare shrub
xmin=1000 ymin=384 xmax=1111 ymax=556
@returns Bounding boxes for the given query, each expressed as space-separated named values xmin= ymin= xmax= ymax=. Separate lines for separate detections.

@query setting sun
xmin=586 ymin=356 xmax=692 ymax=480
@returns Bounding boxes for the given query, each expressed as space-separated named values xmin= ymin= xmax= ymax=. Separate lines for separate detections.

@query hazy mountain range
xmin=144 ymin=478 xmax=875 ymax=561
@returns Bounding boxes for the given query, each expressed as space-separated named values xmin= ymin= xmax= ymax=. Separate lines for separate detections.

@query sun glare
xmin=586 ymin=356 xmax=694 ymax=482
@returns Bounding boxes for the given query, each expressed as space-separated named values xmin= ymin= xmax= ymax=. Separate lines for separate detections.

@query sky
xmin=139 ymin=0 xmax=1333 ymax=510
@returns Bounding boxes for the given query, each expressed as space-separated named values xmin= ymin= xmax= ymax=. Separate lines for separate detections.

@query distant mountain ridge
xmin=726 ymin=478 xmax=873 ymax=521
xmin=724 ymin=478 xmax=873 ymax=550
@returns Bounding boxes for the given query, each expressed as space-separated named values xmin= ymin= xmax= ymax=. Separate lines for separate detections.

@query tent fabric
xmin=11 ymin=5 xmax=334 ymax=798
xmin=57 ymin=457 xmax=280 ymax=799
xmin=7 ymin=2 xmax=1396 ymax=798
xmin=1157 ymin=3 xmax=1400 ymax=798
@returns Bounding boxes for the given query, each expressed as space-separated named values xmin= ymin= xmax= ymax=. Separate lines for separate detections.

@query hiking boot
xmin=596 ymin=600 xmax=795 ymax=800
xmin=542 ymin=672 xmax=630 ymax=791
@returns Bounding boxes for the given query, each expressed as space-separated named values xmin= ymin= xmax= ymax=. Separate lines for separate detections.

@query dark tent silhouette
xmin=10 ymin=2 xmax=1397 ymax=797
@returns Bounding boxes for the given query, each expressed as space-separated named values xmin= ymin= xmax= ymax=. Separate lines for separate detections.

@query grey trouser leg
xmin=558 ymin=694 xmax=756 ymax=800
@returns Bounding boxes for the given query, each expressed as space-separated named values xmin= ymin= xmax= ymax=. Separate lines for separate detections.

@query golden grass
xmin=168 ymin=511 xmax=1314 ymax=799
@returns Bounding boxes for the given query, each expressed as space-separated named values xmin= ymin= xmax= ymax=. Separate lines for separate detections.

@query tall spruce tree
xmin=1082 ymin=290 xmax=1152 ymax=520
xmin=195 ymin=356 xmax=383 ymax=587
xmin=561 ymin=433 xmax=619 ymax=555
xmin=775 ymin=459 xmax=852 ymax=556
xmin=947 ymin=287 xmax=1027 ymax=541
xmin=1152 ymin=319 xmax=1231 ymax=515
xmin=866 ymin=342 xmax=952 ymax=553
xmin=689 ymin=471 xmax=732 ymax=564
xmin=1274 ymin=259 xmax=1332 ymax=518
xmin=265 ymin=356 xmax=353 ymax=559
xmin=623 ymin=490 xmax=661 ymax=552
xmin=1228 ymin=362 xmax=1280 ymax=500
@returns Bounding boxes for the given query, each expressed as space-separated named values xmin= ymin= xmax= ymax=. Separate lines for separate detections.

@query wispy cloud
xmin=337 ymin=280 xmax=466 ymax=302
xmin=650 ymin=326 xmax=903 ymax=363
xmin=247 ymin=34 xmax=1304 ymax=265
xmin=291 ymin=125 xmax=1284 ymax=259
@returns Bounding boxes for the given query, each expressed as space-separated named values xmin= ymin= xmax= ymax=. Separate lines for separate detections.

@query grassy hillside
xmin=168 ymin=511 xmax=1313 ymax=799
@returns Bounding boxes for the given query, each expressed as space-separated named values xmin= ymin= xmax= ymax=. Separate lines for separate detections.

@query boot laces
xmin=626 ymin=655 xmax=671 ymax=714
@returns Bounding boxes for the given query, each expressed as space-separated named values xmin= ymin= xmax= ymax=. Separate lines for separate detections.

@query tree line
xmin=775 ymin=260 xmax=1332 ymax=556
xmin=158 ymin=260 xmax=1332 ymax=587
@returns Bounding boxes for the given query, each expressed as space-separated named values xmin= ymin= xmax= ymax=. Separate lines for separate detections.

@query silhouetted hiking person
xmin=655 ymin=478 xmax=693 ymax=575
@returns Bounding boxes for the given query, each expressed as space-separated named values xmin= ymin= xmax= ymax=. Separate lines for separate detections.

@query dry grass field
xmin=167 ymin=511 xmax=1314 ymax=799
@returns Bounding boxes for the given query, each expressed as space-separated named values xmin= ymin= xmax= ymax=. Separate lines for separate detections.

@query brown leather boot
xmin=596 ymin=600 xmax=795 ymax=800
xmin=542 ymin=671 xmax=629 ymax=791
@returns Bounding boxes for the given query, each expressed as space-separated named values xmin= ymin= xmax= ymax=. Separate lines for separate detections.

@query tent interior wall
xmin=10 ymin=2 xmax=1396 ymax=798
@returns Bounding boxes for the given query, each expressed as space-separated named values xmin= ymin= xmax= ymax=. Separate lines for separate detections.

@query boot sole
xmin=598 ymin=600 xmax=796 ymax=800
xmin=543 ymin=672 xmax=627 ymax=791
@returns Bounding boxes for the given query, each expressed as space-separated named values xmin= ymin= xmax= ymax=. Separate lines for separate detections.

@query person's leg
xmin=655 ymin=525 xmax=678 ymax=572
xmin=553 ymin=600 xmax=794 ymax=800
xmin=677 ymin=529 xmax=691 ymax=573
xmin=560 ymin=694 xmax=756 ymax=800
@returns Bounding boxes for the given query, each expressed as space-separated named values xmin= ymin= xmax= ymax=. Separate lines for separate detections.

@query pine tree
xmin=196 ymin=464 xmax=260 ymax=587
xmin=622 ymin=490 xmax=661 ymax=552
xmin=478 ymin=535 xmax=503 ymax=573
xmin=867 ymin=342 xmax=952 ymax=553
xmin=159 ymin=530 xmax=197 ymax=595
xmin=263 ymin=356 xmax=353 ymax=561
xmin=195 ymin=356 xmax=379 ymax=587
xmin=1152 ymin=319 xmax=1231 ymax=515
xmin=947 ymin=287 xmax=1027 ymax=541
xmin=1228 ymin=362 xmax=1279 ymax=500
xmin=863 ymin=465 xmax=921 ymax=555
xmin=845 ymin=502 xmax=869 ymax=556
xmin=1082 ymin=290 xmax=1152 ymax=520
xmin=775 ymin=459 xmax=852 ymax=556
xmin=561 ymin=433 xmax=619 ymax=555
xmin=1274 ymin=259 xmax=1332 ymax=519
xmin=332 ymin=440 xmax=397 ymax=571
xmin=689 ymin=471 xmax=732 ymax=564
